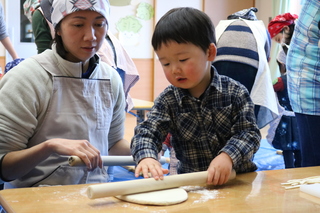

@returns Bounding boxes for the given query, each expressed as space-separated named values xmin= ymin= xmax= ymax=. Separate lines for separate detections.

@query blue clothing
xmin=131 ymin=67 xmax=261 ymax=174
xmin=272 ymin=75 xmax=300 ymax=150
xmin=215 ymin=20 xmax=259 ymax=69
xmin=267 ymin=74 xmax=301 ymax=168
xmin=287 ymin=0 xmax=320 ymax=167
xmin=295 ymin=113 xmax=320 ymax=167
xmin=214 ymin=20 xmax=271 ymax=69
xmin=4 ymin=58 xmax=25 ymax=73
xmin=287 ymin=0 xmax=320 ymax=115
xmin=0 ymin=3 xmax=8 ymax=41
xmin=275 ymin=75 xmax=292 ymax=111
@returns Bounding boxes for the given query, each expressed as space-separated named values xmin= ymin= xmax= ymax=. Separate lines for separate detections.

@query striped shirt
xmin=287 ymin=0 xmax=320 ymax=115
xmin=214 ymin=20 xmax=270 ymax=68
xmin=131 ymin=67 xmax=261 ymax=174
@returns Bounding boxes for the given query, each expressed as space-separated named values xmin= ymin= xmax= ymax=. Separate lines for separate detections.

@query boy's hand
xmin=135 ymin=157 xmax=169 ymax=180
xmin=207 ymin=152 xmax=233 ymax=185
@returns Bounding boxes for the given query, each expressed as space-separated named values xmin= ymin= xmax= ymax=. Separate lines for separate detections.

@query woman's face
xmin=272 ymin=26 xmax=290 ymax=44
xmin=57 ymin=10 xmax=108 ymax=63
xmin=272 ymin=32 xmax=284 ymax=44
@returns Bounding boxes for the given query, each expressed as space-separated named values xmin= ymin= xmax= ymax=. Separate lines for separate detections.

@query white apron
xmin=5 ymin=53 xmax=113 ymax=188
xmin=215 ymin=19 xmax=278 ymax=128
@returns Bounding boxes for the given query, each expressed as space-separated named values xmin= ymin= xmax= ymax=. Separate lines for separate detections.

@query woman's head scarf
xmin=227 ymin=7 xmax=258 ymax=21
xmin=50 ymin=0 xmax=110 ymax=28
xmin=23 ymin=0 xmax=41 ymax=22
xmin=268 ymin=13 xmax=298 ymax=39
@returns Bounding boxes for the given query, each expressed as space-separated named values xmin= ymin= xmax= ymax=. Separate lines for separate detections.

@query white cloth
xmin=97 ymin=33 xmax=139 ymax=111
xmin=51 ymin=0 xmax=110 ymax=28
xmin=216 ymin=19 xmax=278 ymax=128
xmin=0 ymin=45 xmax=126 ymax=188
xmin=38 ymin=10 xmax=139 ymax=111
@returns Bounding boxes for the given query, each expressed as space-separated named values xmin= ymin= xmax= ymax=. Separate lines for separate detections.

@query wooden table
xmin=0 ymin=167 xmax=319 ymax=213
xmin=131 ymin=98 xmax=154 ymax=124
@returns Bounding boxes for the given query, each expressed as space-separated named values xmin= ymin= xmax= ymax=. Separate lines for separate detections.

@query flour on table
xmin=182 ymin=185 xmax=221 ymax=204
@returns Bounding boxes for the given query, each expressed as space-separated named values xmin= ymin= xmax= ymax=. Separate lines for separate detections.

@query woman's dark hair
xmin=152 ymin=7 xmax=216 ymax=53
xmin=281 ymin=23 xmax=295 ymax=45
xmin=53 ymin=22 xmax=67 ymax=59
xmin=277 ymin=60 xmax=286 ymax=75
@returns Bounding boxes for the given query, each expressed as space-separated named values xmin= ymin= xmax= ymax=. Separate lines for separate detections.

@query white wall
xmin=3 ymin=0 xmax=37 ymax=62
xmin=254 ymin=0 xmax=273 ymax=27
xmin=0 ymin=0 xmax=5 ymax=57
xmin=0 ymin=0 xmax=303 ymax=61
xmin=255 ymin=0 xmax=302 ymax=27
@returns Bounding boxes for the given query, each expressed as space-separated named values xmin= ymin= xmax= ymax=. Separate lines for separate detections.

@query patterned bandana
xmin=51 ymin=0 xmax=110 ymax=27
xmin=227 ymin=7 xmax=258 ymax=21
xmin=23 ymin=0 xmax=41 ymax=23
xmin=268 ymin=13 xmax=298 ymax=38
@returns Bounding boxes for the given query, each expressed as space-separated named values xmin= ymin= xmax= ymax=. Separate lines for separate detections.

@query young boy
xmin=131 ymin=7 xmax=261 ymax=185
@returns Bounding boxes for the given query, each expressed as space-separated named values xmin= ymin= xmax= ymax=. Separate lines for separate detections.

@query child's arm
xmin=135 ymin=157 xmax=169 ymax=180
xmin=207 ymin=152 xmax=233 ymax=185
xmin=218 ymin=83 xmax=260 ymax=174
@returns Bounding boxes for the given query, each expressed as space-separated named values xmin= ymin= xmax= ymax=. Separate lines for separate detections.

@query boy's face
xmin=155 ymin=41 xmax=216 ymax=97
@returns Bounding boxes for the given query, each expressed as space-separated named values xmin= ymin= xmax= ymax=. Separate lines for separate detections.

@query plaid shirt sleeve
xmin=219 ymin=82 xmax=261 ymax=172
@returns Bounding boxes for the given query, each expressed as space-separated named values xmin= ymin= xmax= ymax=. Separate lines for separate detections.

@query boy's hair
xmin=152 ymin=7 xmax=216 ymax=53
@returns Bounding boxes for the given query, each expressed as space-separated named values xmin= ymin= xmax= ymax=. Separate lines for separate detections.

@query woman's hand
xmin=2 ymin=138 xmax=102 ymax=181
xmin=46 ymin=138 xmax=102 ymax=170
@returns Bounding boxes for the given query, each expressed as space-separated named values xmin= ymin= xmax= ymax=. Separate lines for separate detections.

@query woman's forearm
xmin=1 ymin=141 xmax=52 ymax=181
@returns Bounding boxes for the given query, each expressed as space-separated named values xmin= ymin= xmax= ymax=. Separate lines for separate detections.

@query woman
xmin=286 ymin=0 xmax=320 ymax=167
xmin=267 ymin=49 xmax=301 ymax=168
xmin=0 ymin=0 xmax=131 ymax=189
xmin=268 ymin=13 xmax=298 ymax=53
xmin=30 ymin=0 xmax=139 ymax=111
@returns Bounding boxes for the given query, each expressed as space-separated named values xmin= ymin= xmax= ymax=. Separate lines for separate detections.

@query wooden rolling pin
xmin=68 ymin=155 xmax=169 ymax=166
xmin=87 ymin=169 xmax=236 ymax=199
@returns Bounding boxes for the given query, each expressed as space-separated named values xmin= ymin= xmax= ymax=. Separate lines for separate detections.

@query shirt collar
xmin=52 ymin=44 xmax=100 ymax=78
xmin=175 ymin=66 xmax=223 ymax=106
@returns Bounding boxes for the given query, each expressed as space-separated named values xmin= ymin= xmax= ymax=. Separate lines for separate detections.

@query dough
xmin=115 ymin=187 xmax=188 ymax=205
xmin=281 ymin=176 xmax=320 ymax=189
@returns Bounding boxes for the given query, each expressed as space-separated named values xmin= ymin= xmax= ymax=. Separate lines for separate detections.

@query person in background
xmin=1 ymin=0 xmax=41 ymax=75
xmin=286 ymin=0 xmax=320 ymax=167
xmin=268 ymin=12 xmax=298 ymax=51
xmin=0 ymin=0 xmax=131 ymax=189
xmin=23 ymin=0 xmax=41 ymax=23
xmin=0 ymin=2 xmax=19 ymax=61
xmin=23 ymin=0 xmax=53 ymax=54
xmin=131 ymin=7 xmax=261 ymax=185
xmin=267 ymin=49 xmax=301 ymax=168
xmin=213 ymin=8 xmax=278 ymax=129
xmin=28 ymin=0 xmax=139 ymax=111
xmin=160 ymin=133 xmax=179 ymax=175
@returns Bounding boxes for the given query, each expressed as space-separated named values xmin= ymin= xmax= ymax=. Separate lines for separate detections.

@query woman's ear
xmin=283 ymin=25 xmax=290 ymax=33
xmin=56 ymin=29 xmax=61 ymax=36
xmin=208 ymin=43 xmax=217 ymax=61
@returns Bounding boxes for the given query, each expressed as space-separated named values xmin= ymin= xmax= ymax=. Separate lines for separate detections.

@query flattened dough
xmin=115 ymin=188 xmax=188 ymax=205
